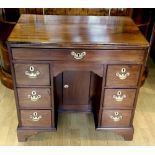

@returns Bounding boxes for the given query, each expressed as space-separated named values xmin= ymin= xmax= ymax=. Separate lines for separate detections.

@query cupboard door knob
xmin=25 ymin=65 xmax=40 ymax=78
xmin=113 ymin=91 xmax=126 ymax=102
xmin=116 ymin=68 xmax=130 ymax=80
xmin=110 ymin=112 xmax=123 ymax=122
xmin=71 ymin=51 xmax=86 ymax=60
xmin=64 ymin=84 xmax=69 ymax=88
xmin=30 ymin=112 xmax=42 ymax=122
xmin=28 ymin=90 xmax=41 ymax=102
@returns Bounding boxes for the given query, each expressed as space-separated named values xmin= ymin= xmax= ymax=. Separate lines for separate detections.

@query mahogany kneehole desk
xmin=7 ymin=14 xmax=149 ymax=142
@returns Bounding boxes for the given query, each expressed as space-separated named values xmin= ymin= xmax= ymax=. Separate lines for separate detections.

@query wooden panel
xmin=104 ymin=89 xmax=136 ymax=108
xmin=101 ymin=110 xmax=132 ymax=127
xmin=19 ymin=8 xmax=43 ymax=14
xmin=90 ymin=73 xmax=103 ymax=126
xmin=44 ymin=8 xmax=109 ymax=16
xmin=8 ymin=15 xmax=149 ymax=47
xmin=59 ymin=104 xmax=91 ymax=112
xmin=63 ymin=71 xmax=90 ymax=106
xmin=110 ymin=8 xmax=132 ymax=16
xmin=106 ymin=65 xmax=141 ymax=87
xmin=14 ymin=64 xmax=50 ymax=86
xmin=20 ymin=110 xmax=52 ymax=127
xmin=17 ymin=88 xmax=51 ymax=108
xmin=54 ymin=73 xmax=63 ymax=107
xmin=53 ymin=62 xmax=103 ymax=77
xmin=19 ymin=8 xmax=132 ymax=16
xmin=12 ymin=48 xmax=145 ymax=64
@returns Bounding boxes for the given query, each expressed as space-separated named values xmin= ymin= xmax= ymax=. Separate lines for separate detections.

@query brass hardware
xmin=71 ymin=51 xmax=86 ymax=60
xmin=30 ymin=112 xmax=42 ymax=121
xmin=25 ymin=66 xmax=40 ymax=78
xmin=28 ymin=90 xmax=41 ymax=102
xmin=64 ymin=84 xmax=69 ymax=88
xmin=110 ymin=112 xmax=123 ymax=122
xmin=116 ymin=68 xmax=130 ymax=80
xmin=113 ymin=91 xmax=126 ymax=102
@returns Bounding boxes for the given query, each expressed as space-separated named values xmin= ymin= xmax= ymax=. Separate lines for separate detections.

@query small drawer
xmin=106 ymin=65 xmax=141 ymax=87
xmin=20 ymin=110 xmax=52 ymax=127
xmin=14 ymin=64 xmax=50 ymax=86
xmin=17 ymin=88 xmax=51 ymax=108
xmin=101 ymin=110 xmax=132 ymax=127
xmin=104 ymin=89 xmax=136 ymax=108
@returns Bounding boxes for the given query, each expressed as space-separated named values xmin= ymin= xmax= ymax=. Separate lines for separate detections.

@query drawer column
xmin=12 ymin=63 xmax=56 ymax=142
xmin=96 ymin=65 xmax=142 ymax=140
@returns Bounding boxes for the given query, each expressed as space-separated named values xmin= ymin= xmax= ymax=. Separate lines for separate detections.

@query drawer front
xmin=20 ymin=110 xmax=52 ymax=127
xmin=12 ymin=48 xmax=145 ymax=64
xmin=106 ymin=65 xmax=141 ymax=87
xmin=104 ymin=89 xmax=136 ymax=108
xmin=101 ymin=110 xmax=132 ymax=127
xmin=17 ymin=88 xmax=51 ymax=108
xmin=14 ymin=64 xmax=50 ymax=86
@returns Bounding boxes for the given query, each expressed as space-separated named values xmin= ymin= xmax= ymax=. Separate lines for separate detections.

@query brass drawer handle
xmin=113 ymin=91 xmax=126 ymax=102
xmin=110 ymin=112 xmax=123 ymax=122
xmin=116 ymin=68 xmax=130 ymax=80
xmin=71 ymin=51 xmax=86 ymax=60
xmin=28 ymin=90 xmax=41 ymax=102
xmin=30 ymin=112 xmax=42 ymax=122
xmin=25 ymin=66 xmax=40 ymax=78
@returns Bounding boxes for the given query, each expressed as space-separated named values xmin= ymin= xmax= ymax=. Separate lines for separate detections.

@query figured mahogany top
xmin=8 ymin=14 xmax=149 ymax=48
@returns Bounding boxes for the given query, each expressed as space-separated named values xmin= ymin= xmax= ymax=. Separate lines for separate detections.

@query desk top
xmin=8 ymin=14 xmax=149 ymax=48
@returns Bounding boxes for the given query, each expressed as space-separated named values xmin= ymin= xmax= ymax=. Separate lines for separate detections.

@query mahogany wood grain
xmin=12 ymin=48 xmax=145 ymax=64
xmin=17 ymin=128 xmax=56 ymax=142
xmin=8 ymin=15 xmax=148 ymax=48
xmin=14 ymin=63 xmax=50 ymax=86
xmin=103 ymin=89 xmax=136 ymax=109
xmin=106 ymin=65 xmax=141 ymax=87
xmin=17 ymin=88 xmax=51 ymax=108
xmin=7 ymin=15 xmax=149 ymax=141
xmin=54 ymin=73 xmax=63 ymax=107
xmin=20 ymin=110 xmax=52 ymax=128
xmin=53 ymin=62 xmax=103 ymax=77
xmin=90 ymin=73 xmax=103 ymax=127
xmin=101 ymin=110 xmax=132 ymax=127
xmin=19 ymin=8 xmax=132 ymax=17
xmin=63 ymin=71 xmax=90 ymax=107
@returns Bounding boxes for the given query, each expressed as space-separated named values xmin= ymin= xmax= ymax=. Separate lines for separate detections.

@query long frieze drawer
xmin=106 ymin=65 xmax=141 ymax=87
xmin=101 ymin=110 xmax=132 ymax=127
xmin=17 ymin=88 xmax=51 ymax=108
xmin=12 ymin=48 xmax=145 ymax=63
xmin=20 ymin=110 xmax=52 ymax=127
xmin=104 ymin=89 xmax=136 ymax=108
xmin=14 ymin=64 xmax=50 ymax=86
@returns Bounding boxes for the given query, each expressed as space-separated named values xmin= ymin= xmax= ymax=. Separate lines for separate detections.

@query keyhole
xmin=32 ymin=91 xmax=36 ymax=95
xmin=121 ymin=68 xmax=126 ymax=73
xmin=115 ymin=112 xmax=119 ymax=116
xmin=117 ymin=91 xmax=122 ymax=95
xmin=33 ymin=112 xmax=38 ymax=116
xmin=30 ymin=66 xmax=34 ymax=71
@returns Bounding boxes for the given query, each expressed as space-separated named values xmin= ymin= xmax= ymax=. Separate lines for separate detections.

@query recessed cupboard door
xmin=62 ymin=71 xmax=90 ymax=110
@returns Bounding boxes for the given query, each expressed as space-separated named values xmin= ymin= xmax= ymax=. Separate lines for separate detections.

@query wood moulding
xmin=96 ymin=127 xmax=134 ymax=141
